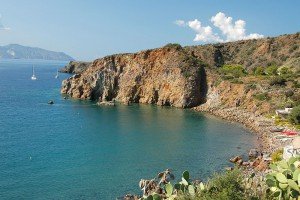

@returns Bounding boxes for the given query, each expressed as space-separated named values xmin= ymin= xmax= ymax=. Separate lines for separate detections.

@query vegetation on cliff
xmin=289 ymin=105 xmax=300 ymax=125
xmin=60 ymin=33 xmax=299 ymax=113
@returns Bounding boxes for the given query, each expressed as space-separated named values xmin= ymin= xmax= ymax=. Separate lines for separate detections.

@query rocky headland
xmin=61 ymin=45 xmax=207 ymax=108
xmin=60 ymin=33 xmax=300 ymax=152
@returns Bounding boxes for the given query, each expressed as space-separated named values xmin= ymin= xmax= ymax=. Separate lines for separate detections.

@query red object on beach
xmin=281 ymin=130 xmax=299 ymax=136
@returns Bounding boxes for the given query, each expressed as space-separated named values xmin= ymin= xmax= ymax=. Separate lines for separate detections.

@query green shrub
xmin=269 ymin=76 xmax=286 ymax=86
xmin=265 ymin=66 xmax=278 ymax=75
xmin=253 ymin=93 xmax=270 ymax=101
xmin=230 ymin=78 xmax=243 ymax=84
xmin=289 ymin=105 xmax=300 ymax=124
xmin=198 ymin=169 xmax=245 ymax=200
xmin=254 ymin=66 xmax=265 ymax=75
xmin=222 ymin=75 xmax=234 ymax=80
xmin=164 ymin=43 xmax=182 ymax=50
xmin=220 ymin=65 xmax=246 ymax=78
xmin=292 ymin=80 xmax=300 ymax=88
xmin=271 ymin=149 xmax=283 ymax=163
xmin=191 ymin=169 xmax=266 ymax=200
xmin=279 ymin=66 xmax=292 ymax=75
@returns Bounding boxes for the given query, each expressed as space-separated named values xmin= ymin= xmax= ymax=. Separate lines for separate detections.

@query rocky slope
xmin=185 ymin=32 xmax=300 ymax=70
xmin=61 ymin=33 xmax=299 ymax=111
xmin=61 ymin=45 xmax=207 ymax=108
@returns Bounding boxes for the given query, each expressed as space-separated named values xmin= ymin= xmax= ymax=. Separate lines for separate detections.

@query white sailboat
xmin=55 ymin=69 xmax=59 ymax=79
xmin=31 ymin=66 xmax=37 ymax=80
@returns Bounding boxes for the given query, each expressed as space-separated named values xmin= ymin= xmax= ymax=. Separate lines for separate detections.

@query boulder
xmin=248 ymin=148 xmax=260 ymax=159
xmin=255 ymin=161 xmax=268 ymax=171
xmin=229 ymin=156 xmax=242 ymax=163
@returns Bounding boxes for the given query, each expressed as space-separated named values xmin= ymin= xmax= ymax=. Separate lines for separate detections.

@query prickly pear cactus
xmin=266 ymin=156 xmax=300 ymax=199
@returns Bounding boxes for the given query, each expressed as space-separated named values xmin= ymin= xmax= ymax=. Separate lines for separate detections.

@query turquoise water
xmin=0 ymin=59 xmax=256 ymax=199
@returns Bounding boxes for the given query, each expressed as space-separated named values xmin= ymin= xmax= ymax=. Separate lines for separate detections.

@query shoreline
xmin=193 ymin=105 xmax=283 ymax=154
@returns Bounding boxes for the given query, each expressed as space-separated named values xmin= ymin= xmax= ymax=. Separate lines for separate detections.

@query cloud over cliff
xmin=175 ymin=12 xmax=263 ymax=43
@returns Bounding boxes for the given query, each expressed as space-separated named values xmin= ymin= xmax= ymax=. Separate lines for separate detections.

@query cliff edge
xmin=61 ymin=33 xmax=299 ymax=111
xmin=61 ymin=45 xmax=207 ymax=108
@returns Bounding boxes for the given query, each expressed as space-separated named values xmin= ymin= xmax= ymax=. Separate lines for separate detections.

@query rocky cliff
xmin=61 ymin=45 xmax=207 ymax=108
xmin=61 ymin=33 xmax=300 ymax=109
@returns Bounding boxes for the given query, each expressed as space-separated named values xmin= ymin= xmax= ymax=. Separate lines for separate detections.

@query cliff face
xmin=61 ymin=46 xmax=206 ymax=108
xmin=61 ymin=33 xmax=300 ymax=109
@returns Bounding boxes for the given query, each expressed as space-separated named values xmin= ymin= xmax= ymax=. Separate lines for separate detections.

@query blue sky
xmin=0 ymin=0 xmax=299 ymax=61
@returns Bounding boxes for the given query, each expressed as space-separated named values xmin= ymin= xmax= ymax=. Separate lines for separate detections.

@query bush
xmin=279 ymin=66 xmax=292 ymax=75
xmin=230 ymin=78 xmax=243 ymax=84
xmin=253 ymin=93 xmax=270 ymax=101
xmin=289 ymin=105 xmax=300 ymax=124
xmin=254 ymin=66 xmax=265 ymax=75
xmin=164 ymin=43 xmax=182 ymax=50
xmin=292 ymin=80 xmax=300 ymax=88
xmin=198 ymin=169 xmax=245 ymax=200
xmin=269 ymin=76 xmax=286 ymax=86
xmin=270 ymin=149 xmax=283 ymax=163
xmin=191 ymin=169 xmax=266 ymax=200
xmin=220 ymin=65 xmax=246 ymax=78
xmin=265 ymin=66 xmax=278 ymax=75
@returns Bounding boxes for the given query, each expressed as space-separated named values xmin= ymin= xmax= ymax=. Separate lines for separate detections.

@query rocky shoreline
xmin=193 ymin=105 xmax=288 ymax=154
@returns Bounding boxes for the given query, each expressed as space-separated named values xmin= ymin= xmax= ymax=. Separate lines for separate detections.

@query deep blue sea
xmin=0 ymin=59 xmax=256 ymax=199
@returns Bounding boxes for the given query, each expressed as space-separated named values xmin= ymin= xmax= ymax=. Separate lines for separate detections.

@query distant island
xmin=0 ymin=44 xmax=74 ymax=61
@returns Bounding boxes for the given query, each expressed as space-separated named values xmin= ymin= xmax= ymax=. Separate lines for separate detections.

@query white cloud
xmin=187 ymin=19 xmax=223 ymax=42
xmin=211 ymin=12 xmax=263 ymax=42
xmin=174 ymin=20 xmax=186 ymax=27
xmin=175 ymin=12 xmax=263 ymax=43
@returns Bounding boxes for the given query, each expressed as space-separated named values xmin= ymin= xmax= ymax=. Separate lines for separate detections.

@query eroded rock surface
xmin=61 ymin=46 xmax=206 ymax=108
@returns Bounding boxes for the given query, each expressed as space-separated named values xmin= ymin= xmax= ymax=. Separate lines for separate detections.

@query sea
xmin=0 ymin=59 xmax=256 ymax=199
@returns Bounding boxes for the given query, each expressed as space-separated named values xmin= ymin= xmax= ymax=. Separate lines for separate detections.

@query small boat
xmin=55 ymin=69 xmax=59 ymax=79
xmin=281 ymin=130 xmax=299 ymax=136
xmin=31 ymin=66 xmax=37 ymax=80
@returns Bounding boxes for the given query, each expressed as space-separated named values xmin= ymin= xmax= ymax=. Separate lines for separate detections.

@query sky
xmin=0 ymin=0 xmax=299 ymax=61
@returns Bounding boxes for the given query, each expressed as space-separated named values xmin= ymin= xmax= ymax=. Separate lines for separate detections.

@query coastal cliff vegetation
xmin=59 ymin=33 xmax=300 ymax=199
xmin=60 ymin=33 xmax=300 ymax=128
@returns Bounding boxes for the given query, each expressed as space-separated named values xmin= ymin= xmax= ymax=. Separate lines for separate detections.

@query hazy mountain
xmin=0 ymin=44 xmax=74 ymax=61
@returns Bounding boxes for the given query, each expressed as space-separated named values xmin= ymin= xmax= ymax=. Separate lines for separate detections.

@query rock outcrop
xmin=61 ymin=45 xmax=207 ymax=108
xmin=59 ymin=61 xmax=91 ymax=74
xmin=61 ymin=33 xmax=299 ymax=110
